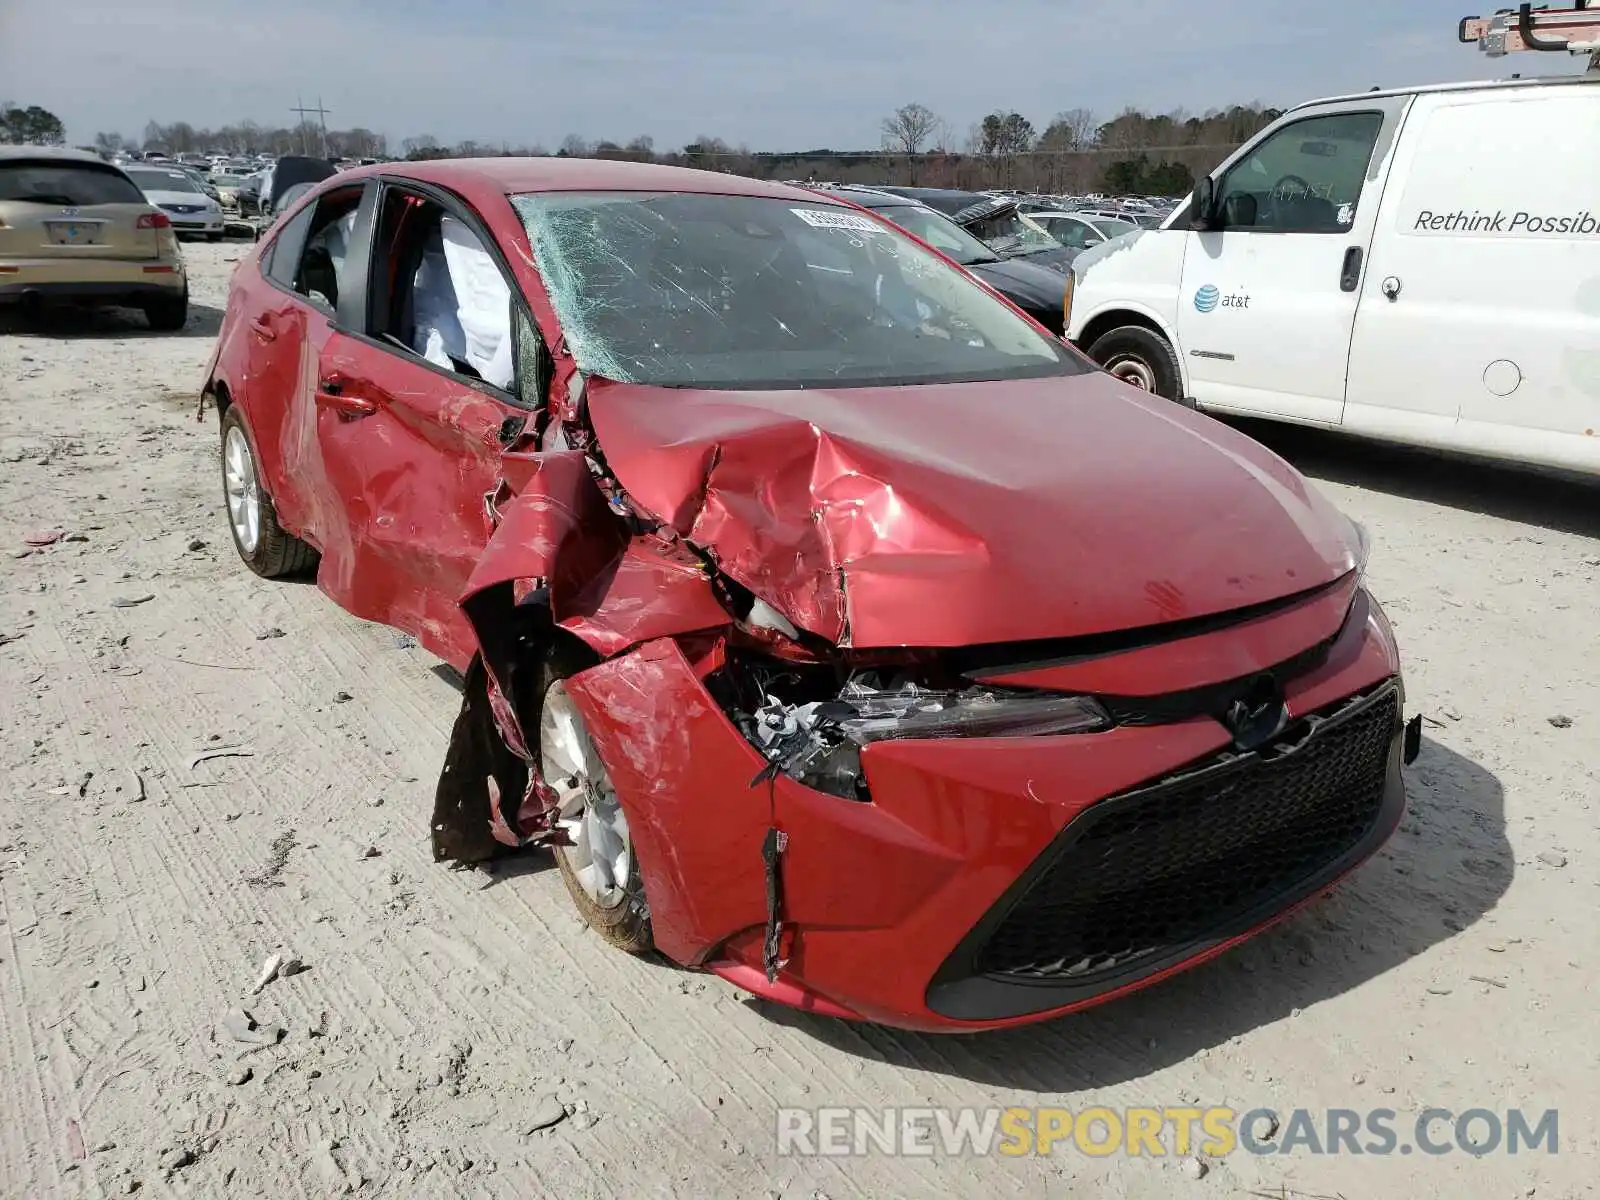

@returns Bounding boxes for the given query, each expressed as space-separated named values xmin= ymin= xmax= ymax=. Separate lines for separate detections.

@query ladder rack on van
xmin=1459 ymin=2 xmax=1600 ymax=69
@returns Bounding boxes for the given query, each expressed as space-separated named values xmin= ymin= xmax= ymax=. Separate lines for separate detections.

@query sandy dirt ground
xmin=1 ymin=241 xmax=1597 ymax=1199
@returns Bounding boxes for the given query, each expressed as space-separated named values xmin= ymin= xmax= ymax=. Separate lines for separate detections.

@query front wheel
xmin=539 ymin=650 xmax=653 ymax=954
xmin=1087 ymin=324 xmax=1183 ymax=402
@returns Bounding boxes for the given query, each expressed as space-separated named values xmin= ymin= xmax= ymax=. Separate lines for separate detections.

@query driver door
xmin=1176 ymin=99 xmax=1407 ymax=424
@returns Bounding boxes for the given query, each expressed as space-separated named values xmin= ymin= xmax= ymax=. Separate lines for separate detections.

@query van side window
xmin=1216 ymin=111 xmax=1385 ymax=234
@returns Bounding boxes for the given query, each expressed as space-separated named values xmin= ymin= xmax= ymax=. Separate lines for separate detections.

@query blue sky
xmin=0 ymin=0 xmax=1581 ymax=149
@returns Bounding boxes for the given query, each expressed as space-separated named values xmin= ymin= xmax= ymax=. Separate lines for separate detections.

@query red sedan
xmin=203 ymin=158 xmax=1419 ymax=1031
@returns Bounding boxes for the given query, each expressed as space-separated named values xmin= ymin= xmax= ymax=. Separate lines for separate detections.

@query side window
xmin=1216 ymin=111 xmax=1385 ymax=234
xmin=370 ymin=188 xmax=517 ymax=394
xmin=1046 ymin=217 xmax=1097 ymax=250
xmin=292 ymin=189 xmax=364 ymax=315
xmin=263 ymin=205 xmax=315 ymax=289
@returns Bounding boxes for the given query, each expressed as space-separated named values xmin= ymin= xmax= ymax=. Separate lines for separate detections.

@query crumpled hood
xmin=584 ymin=373 xmax=1358 ymax=648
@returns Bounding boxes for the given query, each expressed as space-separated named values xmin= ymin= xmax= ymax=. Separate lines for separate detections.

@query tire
xmin=539 ymin=643 xmax=653 ymax=954
xmin=219 ymin=406 xmax=319 ymax=578
xmin=1087 ymin=324 xmax=1184 ymax=402
xmin=143 ymin=288 xmax=189 ymax=332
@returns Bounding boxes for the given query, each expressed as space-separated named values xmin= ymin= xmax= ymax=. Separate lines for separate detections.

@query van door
xmin=1176 ymin=99 xmax=1407 ymax=424
xmin=1344 ymin=84 xmax=1600 ymax=469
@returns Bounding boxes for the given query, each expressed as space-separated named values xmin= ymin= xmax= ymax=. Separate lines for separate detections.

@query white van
xmin=1065 ymin=71 xmax=1600 ymax=476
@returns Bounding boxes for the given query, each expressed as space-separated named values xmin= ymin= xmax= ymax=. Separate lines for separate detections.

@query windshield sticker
xmin=791 ymin=208 xmax=885 ymax=233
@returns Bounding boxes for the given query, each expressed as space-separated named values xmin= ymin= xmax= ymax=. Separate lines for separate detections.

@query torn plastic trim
xmin=730 ymin=665 xmax=1111 ymax=800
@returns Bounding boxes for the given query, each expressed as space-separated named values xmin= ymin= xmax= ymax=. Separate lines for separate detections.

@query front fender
xmin=461 ymin=451 xmax=729 ymax=659
xmin=437 ymin=452 xmax=735 ymax=862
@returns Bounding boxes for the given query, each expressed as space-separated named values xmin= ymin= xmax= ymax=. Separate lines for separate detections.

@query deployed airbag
xmin=441 ymin=215 xmax=514 ymax=389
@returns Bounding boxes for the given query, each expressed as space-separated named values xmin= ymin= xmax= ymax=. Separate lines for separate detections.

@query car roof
xmin=333 ymin=156 xmax=844 ymax=204
xmin=813 ymin=185 xmax=920 ymax=209
xmin=1296 ymin=70 xmax=1599 ymax=111
xmin=0 ymin=145 xmax=116 ymax=165
xmin=876 ymin=186 xmax=984 ymax=205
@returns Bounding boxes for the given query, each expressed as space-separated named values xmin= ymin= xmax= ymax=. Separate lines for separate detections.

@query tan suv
xmin=0 ymin=146 xmax=188 ymax=329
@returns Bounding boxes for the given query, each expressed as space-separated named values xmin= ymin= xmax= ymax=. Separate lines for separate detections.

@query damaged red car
xmin=203 ymin=159 xmax=1420 ymax=1032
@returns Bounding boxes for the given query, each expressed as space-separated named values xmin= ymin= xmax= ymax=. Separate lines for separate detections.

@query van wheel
xmin=539 ymin=646 xmax=653 ymax=955
xmin=1088 ymin=325 xmax=1182 ymax=402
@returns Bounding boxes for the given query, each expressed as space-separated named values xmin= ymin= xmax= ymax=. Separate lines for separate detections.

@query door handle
xmin=314 ymin=376 xmax=377 ymax=418
xmin=1381 ymin=275 xmax=1402 ymax=301
xmin=1339 ymin=246 xmax=1363 ymax=293
xmin=248 ymin=316 xmax=275 ymax=342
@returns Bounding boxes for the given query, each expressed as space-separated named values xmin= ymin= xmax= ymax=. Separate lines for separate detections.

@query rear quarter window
xmin=0 ymin=162 xmax=146 ymax=206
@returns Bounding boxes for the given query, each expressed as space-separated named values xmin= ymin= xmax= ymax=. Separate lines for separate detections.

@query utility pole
xmin=290 ymin=96 xmax=332 ymax=157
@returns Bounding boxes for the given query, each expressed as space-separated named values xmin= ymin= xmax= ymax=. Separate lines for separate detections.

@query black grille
xmin=974 ymin=684 xmax=1400 ymax=982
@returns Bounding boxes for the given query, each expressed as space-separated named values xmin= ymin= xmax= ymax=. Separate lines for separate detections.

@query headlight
xmin=746 ymin=672 xmax=1110 ymax=800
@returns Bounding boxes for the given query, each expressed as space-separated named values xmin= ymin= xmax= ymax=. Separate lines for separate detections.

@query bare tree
xmin=1061 ymin=107 xmax=1098 ymax=148
xmin=881 ymin=102 xmax=940 ymax=183
xmin=558 ymin=134 xmax=591 ymax=158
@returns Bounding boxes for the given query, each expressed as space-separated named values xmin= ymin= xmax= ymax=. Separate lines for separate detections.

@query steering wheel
xmin=1270 ymin=174 xmax=1313 ymax=203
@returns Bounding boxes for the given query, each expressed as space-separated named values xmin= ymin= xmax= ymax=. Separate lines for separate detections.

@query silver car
xmin=123 ymin=165 xmax=225 ymax=240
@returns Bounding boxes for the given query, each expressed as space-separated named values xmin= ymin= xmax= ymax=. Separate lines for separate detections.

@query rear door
xmin=0 ymin=158 xmax=161 ymax=263
xmin=306 ymin=178 xmax=545 ymax=669
xmin=1175 ymin=98 xmax=1407 ymax=424
xmin=240 ymin=183 xmax=370 ymax=541
xmin=1344 ymin=84 xmax=1600 ymax=454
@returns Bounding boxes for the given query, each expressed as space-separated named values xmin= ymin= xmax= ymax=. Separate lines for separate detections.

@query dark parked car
xmin=264 ymin=155 xmax=337 ymax=214
xmin=204 ymin=157 xmax=1414 ymax=1033
xmin=815 ymin=186 xmax=1070 ymax=334
xmin=874 ymin=187 xmax=1078 ymax=273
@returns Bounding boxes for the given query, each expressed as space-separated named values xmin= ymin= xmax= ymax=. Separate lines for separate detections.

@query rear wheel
xmin=1087 ymin=324 xmax=1183 ymax=402
xmin=143 ymin=288 xmax=189 ymax=332
xmin=539 ymin=650 xmax=653 ymax=954
xmin=219 ymin=406 xmax=318 ymax=578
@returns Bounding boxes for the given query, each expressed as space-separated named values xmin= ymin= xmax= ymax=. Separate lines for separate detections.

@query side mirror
xmin=1190 ymin=177 xmax=1217 ymax=231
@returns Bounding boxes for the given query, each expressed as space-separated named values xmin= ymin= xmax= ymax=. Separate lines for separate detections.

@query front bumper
xmin=167 ymin=212 xmax=224 ymax=233
xmin=566 ymin=586 xmax=1405 ymax=1032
